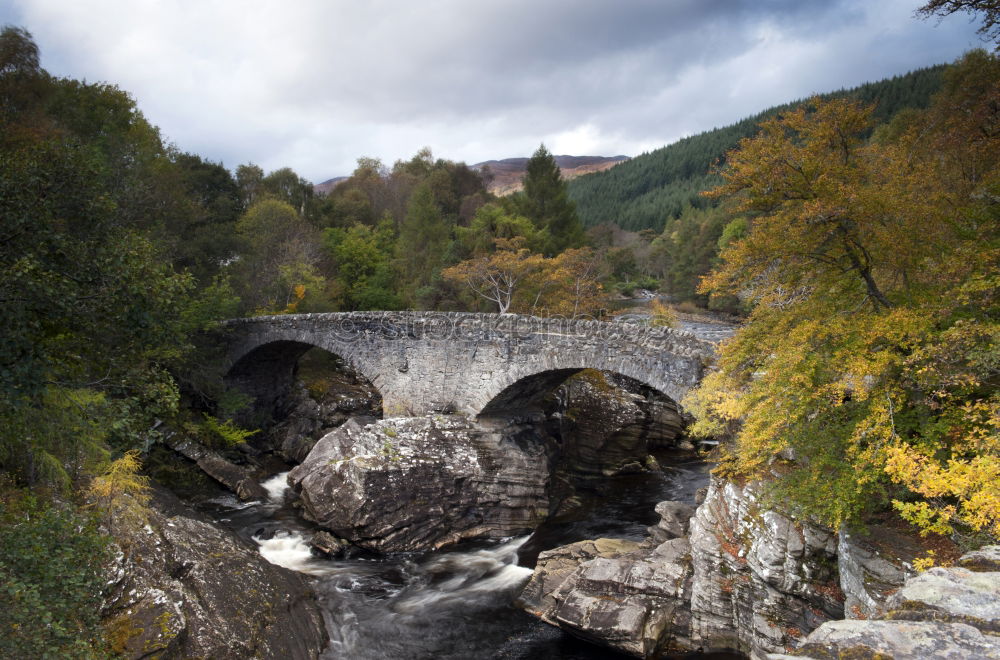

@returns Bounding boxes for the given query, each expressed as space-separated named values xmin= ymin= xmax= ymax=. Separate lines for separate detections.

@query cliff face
xmin=518 ymin=475 xmax=1000 ymax=659
xmin=519 ymin=476 xmax=843 ymax=657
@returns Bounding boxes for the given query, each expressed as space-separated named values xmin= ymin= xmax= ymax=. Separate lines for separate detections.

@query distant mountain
xmin=568 ymin=64 xmax=948 ymax=231
xmin=312 ymin=156 xmax=627 ymax=197
xmin=313 ymin=176 xmax=349 ymax=196
xmin=473 ymin=155 xmax=629 ymax=195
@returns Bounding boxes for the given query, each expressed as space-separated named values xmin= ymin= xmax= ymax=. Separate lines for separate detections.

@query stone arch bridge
xmin=223 ymin=312 xmax=715 ymax=418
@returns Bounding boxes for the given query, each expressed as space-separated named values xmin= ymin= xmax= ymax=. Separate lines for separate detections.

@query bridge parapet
xmin=224 ymin=311 xmax=711 ymax=354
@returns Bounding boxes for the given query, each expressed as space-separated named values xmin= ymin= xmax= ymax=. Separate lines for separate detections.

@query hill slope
xmin=474 ymin=155 xmax=628 ymax=195
xmin=569 ymin=65 xmax=947 ymax=231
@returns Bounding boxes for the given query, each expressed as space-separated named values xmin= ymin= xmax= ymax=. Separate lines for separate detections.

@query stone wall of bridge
xmin=223 ymin=312 xmax=713 ymax=418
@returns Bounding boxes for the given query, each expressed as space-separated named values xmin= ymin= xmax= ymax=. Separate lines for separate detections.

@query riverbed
xmin=199 ymin=455 xmax=716 ymax=659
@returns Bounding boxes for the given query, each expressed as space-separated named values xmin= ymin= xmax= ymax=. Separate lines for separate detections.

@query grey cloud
xmin=5 ymin=0 xmax=984 ymax=180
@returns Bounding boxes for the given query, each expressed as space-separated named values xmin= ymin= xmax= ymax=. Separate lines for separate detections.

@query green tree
xmin=324 ymin=219 xmax=403 ymax=310
xmin=235 ymin=162 xmax=264 ymax=208
xmin=230 ymin=199 xmax=327 ymax=314
xmin=517 ymin=144 xmax=585 ymax=253
xmin=395 ymin=182 xmax=452 ymax=306
xmin=0 ymin=134 xmax=194 ymax=485
xmin=455 ymin=202 xmax=547 ymax=256
xmin=0 ymin=486 xmax=110 ymax=659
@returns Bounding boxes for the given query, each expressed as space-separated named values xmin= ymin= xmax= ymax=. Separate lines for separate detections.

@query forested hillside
xmin=569 ymin=65 xmax=947 ymax=232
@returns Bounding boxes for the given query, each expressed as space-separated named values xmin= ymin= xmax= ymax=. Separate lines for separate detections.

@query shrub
xmin=0 ymin=482 xmax=110 ymax=659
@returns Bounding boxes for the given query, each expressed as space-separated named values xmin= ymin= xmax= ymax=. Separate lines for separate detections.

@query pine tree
xmin=519 ymin=144 xmax=585 ymax=254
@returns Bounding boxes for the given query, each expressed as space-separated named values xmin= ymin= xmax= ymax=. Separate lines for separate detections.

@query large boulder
xmin=288 ymin=415 xmax=552 ymax=552
xmin=648 ymin=500 xmax=696 ymax=543
xmin=785 ymin=620 xmax=1000 ymax=659
xmin=103 ymin=486 xmax=326 ymax=659
xmin=519 ymin=537 xmax=694 ymax=657
xmin=886 ymin=564 xmax=1000 ymax=633
xmin=518 ymin=538 xmax=644 ymax=617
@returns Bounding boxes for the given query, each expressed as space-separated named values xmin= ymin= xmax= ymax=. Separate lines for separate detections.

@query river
xmin=198 ymin=454 xmax=738 ymax=659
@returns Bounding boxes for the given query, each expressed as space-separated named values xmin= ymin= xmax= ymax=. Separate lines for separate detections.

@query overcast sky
xmin=1 ymin=0 xmax=985 ymax=182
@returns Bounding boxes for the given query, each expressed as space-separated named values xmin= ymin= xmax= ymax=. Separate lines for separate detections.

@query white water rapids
xmin=209 ymin=460 xmax=714 ymax=658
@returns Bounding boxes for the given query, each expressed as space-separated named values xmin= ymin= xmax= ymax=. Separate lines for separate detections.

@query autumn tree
xmin=918 ymin=0 xmax=1000 ymax=48
xmin=442 ymin=238 xmax=543 ymax=313
xmin=531 ymin=248 xmax=606 ymax=317
xmin=688 ymin=58 xmax=1000 ymax=540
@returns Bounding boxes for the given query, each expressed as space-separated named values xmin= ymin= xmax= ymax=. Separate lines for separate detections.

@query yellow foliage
xmin=649 ymin=299 xmax=677 ymax=327
xmin=688 ymin=56 xmax=1000 ymax=536
xmin=443 ymin=239 xmax=608 ymax=317
xmin=88 ymin=450 xmax=150 ymax=539
xmin=912 ymin=550 xmax=937 ymax=573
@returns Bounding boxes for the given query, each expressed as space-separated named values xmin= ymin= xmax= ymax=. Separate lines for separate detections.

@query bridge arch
xmin=223 ymin=325 xmax=387 ymax=422
xmin=474 ymin=354 xmax=690 ymax=418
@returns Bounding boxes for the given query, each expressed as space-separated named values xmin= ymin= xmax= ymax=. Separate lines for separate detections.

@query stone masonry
xmin=223 ymin=312 xmax=713 ymax=418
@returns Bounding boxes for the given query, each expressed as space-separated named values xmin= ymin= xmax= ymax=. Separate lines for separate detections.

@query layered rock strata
xmin=520 ymin=474 xmax=1000 ymax=660
xmin=553 ymin=370 xmax=685 ymax=477
xmin=769 ymin=550 xmax=1000 ymax=659
xmin=518 ymin=537 xmax=694 ymax=657
xmin=520 ymin=477 xmax=845 ymax=658
xmin=688 ymin=479 xmax=843 ymax=654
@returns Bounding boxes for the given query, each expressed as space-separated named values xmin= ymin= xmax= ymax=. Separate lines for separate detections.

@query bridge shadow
xmin=226 ymin=341 xmax=382 ymax=426
xmin=478 ymin=368 xmax=687 ymax=468
xmin=478 ymin=369 xmax=583 ymax=418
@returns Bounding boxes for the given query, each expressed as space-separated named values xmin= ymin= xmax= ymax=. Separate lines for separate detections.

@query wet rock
xmin=648 ymin=500 xmax=696 ymax=543
xmin=288 ymin=415 xmax=552 ymax=552
xmin=519 ymin=537 xmax=693 ymax=657
xmin=688 ymin=477 xmax=841 ymax=657
xmin=309 ymin=530 xmax=349 ymax=558
xmin=165 ymin=436 xmax=267 ymax=500
xmin=103 ymin=486 xmax=326 ymax=659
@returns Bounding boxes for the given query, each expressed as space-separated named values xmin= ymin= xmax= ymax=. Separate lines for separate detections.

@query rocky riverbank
xmin=517 ymin=475 xmax=1000 ymax=659
xmin=102 ymin=486 xmax=327 ymax=659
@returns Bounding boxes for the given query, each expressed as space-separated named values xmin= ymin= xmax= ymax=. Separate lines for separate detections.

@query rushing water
xmin=202 ymin=457 xmax=723 ymax=659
